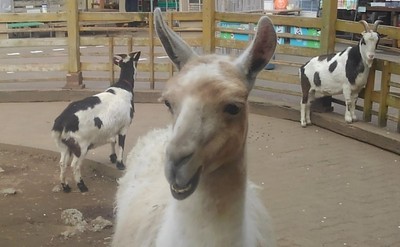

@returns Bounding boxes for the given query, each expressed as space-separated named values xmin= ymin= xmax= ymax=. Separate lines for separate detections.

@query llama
xmin=52 ymin=51 xmax=140 ymax=192
xmin=112 ymin=9 xmax=277 ymax=247
xmin=300 ymin=20 xmax=382 ymax=127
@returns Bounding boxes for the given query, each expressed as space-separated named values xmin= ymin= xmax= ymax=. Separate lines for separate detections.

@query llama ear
xmin=154 ymin=8 xmax=197 ymax=70
xmin=234 ymin=16 xmax=277 ymax=90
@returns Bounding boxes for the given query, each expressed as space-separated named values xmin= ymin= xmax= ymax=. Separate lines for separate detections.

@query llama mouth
xmin=170 ymin=166 xmax=202 ymax=200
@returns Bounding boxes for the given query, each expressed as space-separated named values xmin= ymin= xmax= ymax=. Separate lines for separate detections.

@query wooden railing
xmin=362 ymin=59 xmax=400 ymax=131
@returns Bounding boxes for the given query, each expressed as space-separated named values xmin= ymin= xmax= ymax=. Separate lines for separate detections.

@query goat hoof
xmin=110 ymin=153 xmax=117 ymax=164
xmin=62 ymin=183 xmax=71 ymax=193
xmin=300 ymin=122 xmax=311 ymax=128
xmin=116 ymin=161 xmax=125 ymax=170
xmin=77 ymin=180 xmax=89 ymax=192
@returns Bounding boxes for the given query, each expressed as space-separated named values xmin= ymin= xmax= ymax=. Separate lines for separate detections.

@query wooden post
xmin=65 ymin=0 xmax=84 ymax=89
xmin=202 ymin=0 xmax=215 ymax=54
xmin=363 ymin=61 xmax=377 ymax=122
xmin=397 ymin=110 xmax=400 ymax=133
xmin=319 ymin=0 xmax=337 ymax=55
xmin=378 ymin=61 xmax=390 ymax=127
xmin=128 ymin=37 xmax=133 ymax=53
xmin=180 ymin=0 xmax=188 ymax=11
xmin=99 ymin=0 xmax=105 ymax=9
xmin=149 ymin=13 xmax=155 ymax=89
xmin=0 ymin=24 xmax=8 ymax=39
xmin=314 ymin=1 xmax=337 ymax=112
xmin=109 ymin=37 xmax=115 ymax=86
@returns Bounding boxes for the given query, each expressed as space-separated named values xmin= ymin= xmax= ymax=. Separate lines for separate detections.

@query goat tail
xmin=51 ymin=130 xmax=64 ymax=149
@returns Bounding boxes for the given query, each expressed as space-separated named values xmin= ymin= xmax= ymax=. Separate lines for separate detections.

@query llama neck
xmin=199 ymin=154 xmax=247 ymax=210
xmin=178 ymin=155 xmax=247 ymax=216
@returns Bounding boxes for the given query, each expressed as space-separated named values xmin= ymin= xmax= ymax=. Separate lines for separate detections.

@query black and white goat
xmin=300 ymin=20 xmax=382 ymax=127
xmin=52 ymin=51 xmax=141 ymax=192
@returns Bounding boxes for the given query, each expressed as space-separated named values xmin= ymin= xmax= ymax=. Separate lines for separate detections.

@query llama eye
xmin=164 ymin=100 xmax=173 ymax=113
xmin=164 ymin=100 xmax=171 ymax=108
xmin=224 ymin=104 xmax=240 ymax=115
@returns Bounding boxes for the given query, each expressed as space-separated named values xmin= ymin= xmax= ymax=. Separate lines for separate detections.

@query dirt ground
xmin=0 ymin=144 xmax=117 ymax=247
xmin=1 ymin=103 xmax=400 ymax=247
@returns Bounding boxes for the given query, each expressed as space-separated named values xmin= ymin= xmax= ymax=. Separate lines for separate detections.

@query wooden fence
xmin=0 ymin=1 xmax=399 ymax=132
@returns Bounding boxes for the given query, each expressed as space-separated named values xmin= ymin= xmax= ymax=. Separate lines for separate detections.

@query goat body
xmin=112 ymin=9 xmax=276 ymax=247
xmin=300 ymin=20 xmax=381 ymax=127
xmin=52 ymin=51 xmax=140 ymax=192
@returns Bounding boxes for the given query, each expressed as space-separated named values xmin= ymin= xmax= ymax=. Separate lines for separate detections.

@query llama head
xmin=113 ymin=51 xmax=141 ymax=84
xmin=154 ymin=8 xmax=276 ymax=200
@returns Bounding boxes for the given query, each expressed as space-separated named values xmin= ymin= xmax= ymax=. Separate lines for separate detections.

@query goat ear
xmin=113 ymin=54 xmax=125 ymax=66
xmin=129 ymin=51 xmax=141 ymax=62
xmin=379 ymin=33 xmax=387 ymax=39
xmin=154 ymin=8 xmax=197 ymax=70
xmin=234 ymin=16 xmax=277 ymax=90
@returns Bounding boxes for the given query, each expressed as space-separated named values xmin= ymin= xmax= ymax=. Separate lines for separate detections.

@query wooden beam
xmin=0 ymin=38 xmax=67 ymax=47
xmin=0 ymin=13 xmax=67 ymax=22
xmin=0 ymin=64 xmax=67 ymax=72
xmin=80 ymin=12 xmax=149 ymax=22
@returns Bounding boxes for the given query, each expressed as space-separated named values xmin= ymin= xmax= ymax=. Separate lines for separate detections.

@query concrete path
xmin=0 ymin=102 xmax=400 ymax=247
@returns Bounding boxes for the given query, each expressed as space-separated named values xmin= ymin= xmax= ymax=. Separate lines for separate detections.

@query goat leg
xmin=350 ymin=94 xmax=358 ymax=121
xmin=110 ymin=153 xmax=117 ymax=164
xmin=116 ymin=133 xmax=126 ymax=170
xmin=343 ymin=87 xmax=353 ymax=123
xmin=71 ymin=154 xmax=89 ymax=192
xmin=110 ymin=140 xmax=117 ymax=163
xmin=300 ymin=101 xmax=307 ymax=127
xmin=77 ymin=179 xmax=88 ymax=192
xmin=61 ymin=183 xmax=71 ymax=193
xmin=59 ymin=148 xmax=71 ymax=193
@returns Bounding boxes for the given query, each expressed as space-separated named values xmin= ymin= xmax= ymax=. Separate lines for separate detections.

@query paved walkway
xmin=0 ymin=102 xmax=400 ymax=247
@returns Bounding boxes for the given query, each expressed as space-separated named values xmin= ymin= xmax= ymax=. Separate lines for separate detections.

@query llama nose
xmin=368 ymin=54 xmax=374 ymax=59
xmin=165 ymin=152 xmax=194 ymax=186
xmin=171 ymin=153 xmax=193 ymax=168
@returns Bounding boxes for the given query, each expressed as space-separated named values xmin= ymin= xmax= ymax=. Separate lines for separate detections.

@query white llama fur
xmin=113 ymin=8 xmax=277 ymax=247
xmin=114 ymin=127 xmax=275 ymax=246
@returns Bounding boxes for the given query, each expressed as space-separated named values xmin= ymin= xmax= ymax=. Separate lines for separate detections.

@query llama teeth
xmin=172 ymin=184 xmax=191 ymax=193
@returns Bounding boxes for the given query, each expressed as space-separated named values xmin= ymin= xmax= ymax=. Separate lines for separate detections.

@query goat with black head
xmin=52 ymin=51 xmax=141 ymax=192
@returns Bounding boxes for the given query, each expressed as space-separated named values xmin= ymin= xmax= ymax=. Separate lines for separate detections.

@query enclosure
xmin=0 ymin=1 xmax=399 ymax=142
xmin=0 ymin=0 xmax=400 ymax=246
